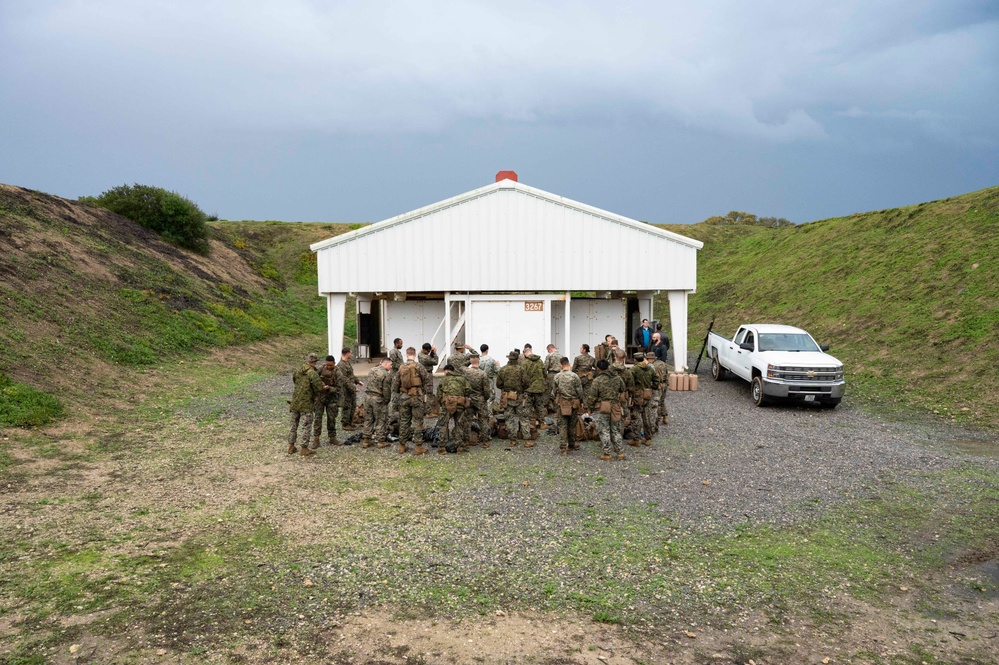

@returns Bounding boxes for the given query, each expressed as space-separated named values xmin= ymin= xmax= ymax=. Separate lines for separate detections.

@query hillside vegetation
xmin=660 ymin=185 xmax=999 ymax=428
xmin=2 ymin=182 xmax=996 ymax=429
xmin=0 ymin=184 xmax=349 ymax=422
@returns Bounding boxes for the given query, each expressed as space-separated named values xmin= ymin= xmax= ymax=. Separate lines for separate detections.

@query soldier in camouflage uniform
xmin=336 ymin=348 xmax=361 ymax=431
xmin=608 ymin=349 xmax=637 ymax=442
xmin=543 ymin=344 xmax=562 ymax=413
xmin=478 ymin=344 xmax=499 ymax=415
xmin=311 ymin=354 xmax=341 ymax=448
xmin=650 ymin=354 xmax=669 ymax=427
xmin=449 ymin=342 xmax=479 ymax=374
xmin=585 ymin=359 xmax=626 ymax=460
xmin=521 ymin=351 xmax=547 ymax=434
xmin=418 ymin=342 xmax=439 ymax=415
xmin=436 ymin=364 xmax=470 ymax=453
xmin=289 ymin=353 xmax=328 ymax=457
xmin=388 ymin=338 xmax=404 ymax=416
xmin=496 ymin=351 xmax=530 ymax=446
xmin=630 ymin=352 xmax=659 ymax=446
xmin=608 ymin=338 xmax=621 ymax=361
xmin=464 ymin=356 xmax=492 ymax=447
xmin=552 ymin=357 xmax=585 ymax=455
xmin=362 ymin=357 xmax=393 ymax=448
xmin=392 ymin=348 xmax=432 ymax=455
xmin=571 ymin=344 xmax=596 ymax=394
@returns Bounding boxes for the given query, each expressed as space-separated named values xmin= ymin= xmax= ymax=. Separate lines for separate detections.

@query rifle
xmin=692 ymin=317 xmax=715 ymax=375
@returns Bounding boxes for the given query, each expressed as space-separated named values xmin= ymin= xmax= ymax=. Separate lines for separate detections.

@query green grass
xmin=0 ymin=373 xmax=63 ymax=427
xmin=662 ymin=185 xmax=999 ymax=427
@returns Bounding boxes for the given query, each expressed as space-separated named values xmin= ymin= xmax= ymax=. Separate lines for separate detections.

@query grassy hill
xmin=2 ymin=182 xmax=996 ymax=429
xmin=659 ymin=185 xmax=999 ymax=428
xmin=0 ymin=184 xmax=350 ymax=422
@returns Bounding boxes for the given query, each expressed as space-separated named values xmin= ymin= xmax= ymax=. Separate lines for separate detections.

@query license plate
xmin=804 ymin=395 xmax=815 ymax=402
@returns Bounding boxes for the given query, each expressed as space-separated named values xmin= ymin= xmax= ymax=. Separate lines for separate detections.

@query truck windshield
xmin=757 ymin=333 xmax=820 ymax=352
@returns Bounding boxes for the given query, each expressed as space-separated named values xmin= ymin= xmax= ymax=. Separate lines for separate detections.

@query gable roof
xmin=311 ymin=178 xmax=702 ymax=294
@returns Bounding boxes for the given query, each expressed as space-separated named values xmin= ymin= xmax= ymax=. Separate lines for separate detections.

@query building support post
xmin=443 ymin=292 xmax=451 ymax=366
xmin=564 ymin=291 xmax=572 ymax=359
xmin=326 ymin=293 xmax=347 ymax=357
xmin=666 ymin=290 xmax=689 ymax=372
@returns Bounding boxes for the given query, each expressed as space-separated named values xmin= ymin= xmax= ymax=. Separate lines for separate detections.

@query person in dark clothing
xmin=651 ymin=331 xmax=670 ymax=364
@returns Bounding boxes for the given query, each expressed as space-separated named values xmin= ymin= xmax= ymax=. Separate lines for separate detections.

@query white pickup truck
xmin=707 ymin=323 xmax=845 ymax=408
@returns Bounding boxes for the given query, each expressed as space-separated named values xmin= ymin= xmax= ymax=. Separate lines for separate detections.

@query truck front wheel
xmin=711 ymin=356 xmax=727 ymax=381
xmin=751 ymin=376 xmax=768 ymax=406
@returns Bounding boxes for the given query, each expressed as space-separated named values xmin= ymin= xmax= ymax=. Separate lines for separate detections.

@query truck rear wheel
xmin=711 ymin=356 xmax=726 ymax=381
xmin=751 ymin=376 xmax=768 ymax=406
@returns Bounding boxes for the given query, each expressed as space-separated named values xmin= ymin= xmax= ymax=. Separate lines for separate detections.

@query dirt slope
xmin=0 ymin=184 xmax=348 ymax=415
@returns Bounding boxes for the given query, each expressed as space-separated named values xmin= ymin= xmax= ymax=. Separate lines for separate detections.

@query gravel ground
xmin=165 ymin=355 xmax=999 ymax=630
xmin=195 ymin=355 xmax=999 ymax=530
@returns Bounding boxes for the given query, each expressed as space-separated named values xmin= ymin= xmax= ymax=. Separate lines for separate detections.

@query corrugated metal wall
xmin=316 ymin=187 xmax=698 ymax=294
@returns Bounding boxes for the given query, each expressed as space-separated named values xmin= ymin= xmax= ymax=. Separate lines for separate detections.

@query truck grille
xmin=782 ymin=367 xmax=839 ymax=382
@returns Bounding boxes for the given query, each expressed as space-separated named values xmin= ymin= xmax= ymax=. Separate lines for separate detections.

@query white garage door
xmin=468 ymin=299 xmax=549 ymax=358
xmin=382 ymin=300 xmax=447 ymax=353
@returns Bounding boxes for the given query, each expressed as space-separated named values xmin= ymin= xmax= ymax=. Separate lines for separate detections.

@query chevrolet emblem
xmin=807 ymin=371 xmax=815 ymax=377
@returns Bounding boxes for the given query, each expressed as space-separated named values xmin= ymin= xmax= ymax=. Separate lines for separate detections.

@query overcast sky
xmin=1 ymin=1 xmax=997 ymax=224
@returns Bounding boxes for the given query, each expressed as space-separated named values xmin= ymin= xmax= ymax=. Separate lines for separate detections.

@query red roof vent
xmin=495 ymin=170 xmax=518 ymax=183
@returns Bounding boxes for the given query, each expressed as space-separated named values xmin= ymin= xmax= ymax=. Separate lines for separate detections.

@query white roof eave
xmin=309 ymin=180 xmax=704 ymax=253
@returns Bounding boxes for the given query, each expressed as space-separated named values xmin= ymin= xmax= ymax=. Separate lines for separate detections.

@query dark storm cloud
xmin=1 ymin=1 xmax=996 ymax=222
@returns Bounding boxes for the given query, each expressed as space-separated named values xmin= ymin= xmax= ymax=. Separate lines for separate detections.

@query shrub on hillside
xmin=0 ymin=373 xmax=64 ymax=427
xmin=81 ymin=184 xmax=211 ymax=254
xmin=703 ymin=211 xmax=793 ymax=227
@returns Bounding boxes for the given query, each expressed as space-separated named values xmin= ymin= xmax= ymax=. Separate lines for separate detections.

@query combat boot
xmin=599 ymin=453 xmax=612 ymax=461
xmin=616 ymin=453 xmax=626 ymax=460
xmin=328 ymin=438 xmax=340 ymax=447
xmin=310 ymin=437 xmax=320 ymax=450
xmin=662 ymin=415 xmax=669 ymax=425
xmin=628 ymin=440 xmax=641 ymax=447
xmin=643 ymin=439 xmax=652 ymax=446
xmin=481 ymin=441 xmax=491 ymax=449
xmin=361 ymin=437 xmax=372 ymax=449
xmin=437 ymin=445 xmax=447 ymax=454
xmin=287 ymin=444 xmax=297 ymax=455
xmin=523 ymin=440 xmax=536 ymax=448
xmin=376 ymin=441 xmax=390 ymax=449
xmin=300 ymin=447 xmax=315 ymax=457
xmin=398 ymin=443 xmax=408 ymax=454
xmin=560 ymin=447 xmax=568 ymax=456
xmin=413 ymin=445 xmax=428 ymax=455
xmin=508 ymin=439 xmax=519 ymax=447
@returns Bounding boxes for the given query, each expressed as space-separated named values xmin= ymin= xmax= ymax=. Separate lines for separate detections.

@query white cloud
xmin=2 ymin=0 xmax=996 ymax=143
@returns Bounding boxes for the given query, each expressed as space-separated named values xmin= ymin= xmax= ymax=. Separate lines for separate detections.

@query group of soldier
xmin=288 ymin=326 xmax=672 ymax=461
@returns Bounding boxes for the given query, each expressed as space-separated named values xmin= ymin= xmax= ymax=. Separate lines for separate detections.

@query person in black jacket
xmin=651 ymin=331 xmax=670 ymax=364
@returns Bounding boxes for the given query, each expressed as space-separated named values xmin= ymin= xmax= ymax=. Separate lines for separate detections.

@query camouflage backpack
xmin=399 ymin=362 xmax=422 ymax=393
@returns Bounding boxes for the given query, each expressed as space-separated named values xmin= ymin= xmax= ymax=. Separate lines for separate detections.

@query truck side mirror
xmin=820 ymin=344 xmax=830 ymax=352
xmin=739 ymin=342 xmax=754 ymax=352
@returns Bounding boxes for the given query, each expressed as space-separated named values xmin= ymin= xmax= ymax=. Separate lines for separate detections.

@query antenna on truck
xmin=692 ymin=316 xmax=715 ymax=375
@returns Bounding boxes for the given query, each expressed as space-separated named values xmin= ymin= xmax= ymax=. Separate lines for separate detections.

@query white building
xmin=310 ymin=172 xmax=703 ymax=370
